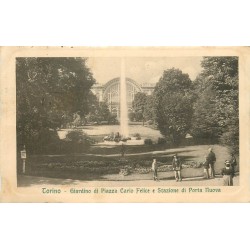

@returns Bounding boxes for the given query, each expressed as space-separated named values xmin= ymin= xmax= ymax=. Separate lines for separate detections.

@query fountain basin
xmin=98 ymin=139 xmax=145 ymax=146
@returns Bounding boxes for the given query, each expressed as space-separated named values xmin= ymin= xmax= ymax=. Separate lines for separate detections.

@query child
xmin=221 ymin=160 xmax=234 ymax=186
xmin=152 ymin=158 xmax=158 ymax=181
xmin=172 ymin=154 xmax=182 ymax=182
xmin=203 ymin=156 xmax=210 ymax=179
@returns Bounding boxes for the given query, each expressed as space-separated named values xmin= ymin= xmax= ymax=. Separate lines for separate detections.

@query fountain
xmin=58 ymin=59 xmax=146 ymax=146
xmin=120 ymin=58 xmax=129 ymax=138
xmin=100 ymin=58 xmax=144 ymax=146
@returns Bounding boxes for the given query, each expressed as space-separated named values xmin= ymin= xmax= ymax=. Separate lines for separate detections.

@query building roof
xmin=92 ymin=78 xmax=156 ymax=90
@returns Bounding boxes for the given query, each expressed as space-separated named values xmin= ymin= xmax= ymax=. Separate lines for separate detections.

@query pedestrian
xmin=172 ymin=154 xmax=182 ymax=182
xmin=203 ymin=156 xmax=210 ymax=179
xmin=152 ymin=158 xmax=159 ymax=181
xmin=207 ymin=147 xmax=216 ymax=178
xmin=230 ymin=153 xmax=237 ymax=176
xmin=221 ymin=160 xmax=234 ymax=186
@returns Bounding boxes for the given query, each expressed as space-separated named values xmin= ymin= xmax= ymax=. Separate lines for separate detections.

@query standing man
xmin=172 ymin=154 xmax=182 ymax=182
xmin=230 ymin=153 xmax=237 ymax=177
xmin=207 ymin=148 xmax=216 ymax=178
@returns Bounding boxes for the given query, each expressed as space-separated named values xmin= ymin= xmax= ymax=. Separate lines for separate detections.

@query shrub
xmin=144 ymin=138 xmax=153 ymax=145
xmin=42 ymin=130 xmax=93 ymax=154
xmin=66 ymin=130 xmax=87 ymax=142
xmin=132 ymin=133 xmax=141 ymax=140
xmin=158 ymin=137 xmax=166 ymax=144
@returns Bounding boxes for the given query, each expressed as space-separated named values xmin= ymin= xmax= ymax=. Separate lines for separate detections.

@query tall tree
xmin=154 ymin=68 xmax=194 ymax=145
xmin=16 ymin=57 xmax=96 ymax=152
xmin=191 ymin=57 xmax=239 ymax=153
xmin=132 ymin=92 xmax=147 ymax=122
xmin=191 ymin=85 xmax=223 ymax=143
xmin=85 ymin=100 xmax=117 ymax=124
xmin=144 ymin=94 xmax=157 ymax=123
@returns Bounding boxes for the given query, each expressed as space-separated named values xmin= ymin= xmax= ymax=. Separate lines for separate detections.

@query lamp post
xmin=21 ymin=145 xmax=26 ymax=174
xmin=142 ymin=106 xmax=144 ymax=126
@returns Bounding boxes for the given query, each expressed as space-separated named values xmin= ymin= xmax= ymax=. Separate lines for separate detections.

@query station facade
xmin=91 ymin=77 xmax=155 ymax=118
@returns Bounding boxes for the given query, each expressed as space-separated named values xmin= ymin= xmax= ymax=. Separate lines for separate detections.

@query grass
xmin=89 ymin=143 xmax=168 ymax=155
xmin=17 ymin=143 xmax=235 ymax=182
xmin=17 ymin=125 xmax=238 ymax=183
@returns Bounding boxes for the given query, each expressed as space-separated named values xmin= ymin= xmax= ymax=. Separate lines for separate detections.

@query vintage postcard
xmin=0 ymin=46 xmax=250 ymax=202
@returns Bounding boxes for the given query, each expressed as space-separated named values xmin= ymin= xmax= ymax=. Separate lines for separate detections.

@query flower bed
xmin=31 ymin=159 xmax=201 ymax=177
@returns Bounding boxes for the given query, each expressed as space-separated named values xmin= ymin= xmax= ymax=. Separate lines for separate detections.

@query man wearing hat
xmin=207 ymin=148 xmax=216 ymax=178
xmin=221 ymin=160 xmax=234 ymax=186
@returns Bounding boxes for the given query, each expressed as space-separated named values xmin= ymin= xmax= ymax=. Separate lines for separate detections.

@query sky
xmin=86 ymin=57 xmax=203 ymax=85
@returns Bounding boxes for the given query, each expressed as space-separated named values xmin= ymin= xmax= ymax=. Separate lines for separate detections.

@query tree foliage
xmin=191 ymin=57 xmax=239 ymax=153
xmin=153 ymin=68 xmax=194 ymax=145
xmin=131 ymin=92 xmax=147 ymax=121
xmin=16 ymin=57 xmax=96 ymax=152
xmin=86 ymin=101 xmax=117 ymax=124
xmin=191 ymin=85 xmax=223 ymax=143
xmin=144 ymin=94 xmax=157 ymax=123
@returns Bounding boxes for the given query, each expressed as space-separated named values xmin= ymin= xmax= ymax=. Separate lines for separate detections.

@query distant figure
xmin=152 ymin=158 xmax=159 ymax=181
xmin=121 ymin=143 xmax=125 ymax=157
xmin=230 ymin=153 xmax=237 ymax=176
xmin=221 ymin=160 xmax=234 ymax=186
xmin=203 ymin=156 xmax=210 ymax=179
xmin=172 ymin=154 xmax=182 ymax=182
xmin=207 ymin=148 xmax=216 ymax=178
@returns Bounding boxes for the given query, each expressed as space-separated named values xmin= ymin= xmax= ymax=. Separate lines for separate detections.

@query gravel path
xmin=17 ymin=174 xmax=239 ymax=188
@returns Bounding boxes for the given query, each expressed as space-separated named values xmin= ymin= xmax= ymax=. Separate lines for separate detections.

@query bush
xmin=66 ymin=130 xmax=87 ymax=142
xmin=17 ymin=128 xmax=61 ymax=154
xmin=158 ymin=137 xmax=166 ymax=144
xmin=132 ymin=133 xmax=141 ymax=140
xmin=144 ymin=138 xmax=153 ymax=145
xmin=37 ymin=130 xmax=94 ymax=154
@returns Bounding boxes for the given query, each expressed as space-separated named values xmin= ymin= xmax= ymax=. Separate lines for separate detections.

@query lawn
xmin=17 ymin=125 xmax=237 ymax=183
xmin=18 ymin=142 xmax=235 ymax=183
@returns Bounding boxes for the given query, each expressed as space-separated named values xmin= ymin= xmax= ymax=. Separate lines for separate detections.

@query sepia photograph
xmin=15 ymin=54 xmax=239 ymax=190
xmin=1 ymin=3 xmax=250 ymax=250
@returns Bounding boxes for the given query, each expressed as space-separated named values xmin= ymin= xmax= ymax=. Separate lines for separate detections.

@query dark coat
xmin=172 ymin=157 xmax=182 ymax=171
xmin=207 ymin=151 xmax=216 ymax=164
xmin=221 ymin=167 xmax=234 ymax=176
xmin=203 ymin=159 xmax=210 ymax=169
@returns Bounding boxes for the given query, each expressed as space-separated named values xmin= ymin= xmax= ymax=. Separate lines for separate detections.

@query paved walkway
xmin=17 ymin=174 xmax=239 ymax=188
